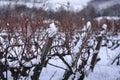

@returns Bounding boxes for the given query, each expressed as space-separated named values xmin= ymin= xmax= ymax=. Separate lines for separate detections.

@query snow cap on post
xmin=47 ymin=22 xmax=58 ymax=37
xmin=100 ymin=24 xmax=107 ymax=35
xmin=86 ymin=21 xmax=91 ymax=29
xmin=82 ymin=21 xmax=91 ymax=31
xmin=102 ymin=24 xmax=107 ymax=30
xmin=86 ymin=21 xmax=91 ymax=33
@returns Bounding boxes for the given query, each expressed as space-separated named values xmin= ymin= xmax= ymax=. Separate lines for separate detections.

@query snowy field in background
xmin=0 ymin=0 xmax=91 ymax=11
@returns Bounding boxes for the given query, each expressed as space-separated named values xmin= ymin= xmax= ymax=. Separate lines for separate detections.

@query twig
xmin=48 ymin=62 xmax=68 ymax=71
xmin=49 ymin=71 xmax=57 ymax=80
xmin=111 ymin=53 xmax=120 ymax=64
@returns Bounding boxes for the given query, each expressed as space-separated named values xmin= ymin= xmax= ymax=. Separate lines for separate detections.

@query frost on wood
xmin=63 ymin=21 xmax=92 ymax=80
xmin=31 ymin=23 xmax=57 ymax=80
xmin=72 ymin=21 xmax=91 ymax=56
xmin=90 ymin=24 xmax=107 ymax=71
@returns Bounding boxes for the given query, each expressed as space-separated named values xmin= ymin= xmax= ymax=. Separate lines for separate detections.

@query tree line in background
xmin=0 ymin=0 xmax=120 ymax=21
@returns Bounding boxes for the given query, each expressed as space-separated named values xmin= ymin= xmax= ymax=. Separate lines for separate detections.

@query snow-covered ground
xmin=40 ymin=39 xmax=120 ymax=80
xmin=85 ymin=47 xmax=120 ymax=80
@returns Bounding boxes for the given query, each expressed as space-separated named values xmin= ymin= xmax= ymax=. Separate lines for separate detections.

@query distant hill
xmin=79 ymin=0 xmax=120 ymax=20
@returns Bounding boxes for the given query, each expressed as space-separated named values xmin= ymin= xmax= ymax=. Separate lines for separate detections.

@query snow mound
xmin=95 ymin=16 xmax=120 ymax=21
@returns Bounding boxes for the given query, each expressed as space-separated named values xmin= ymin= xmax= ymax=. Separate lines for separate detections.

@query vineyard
xmin=0 ymin=1 xmax=120 ymax=80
